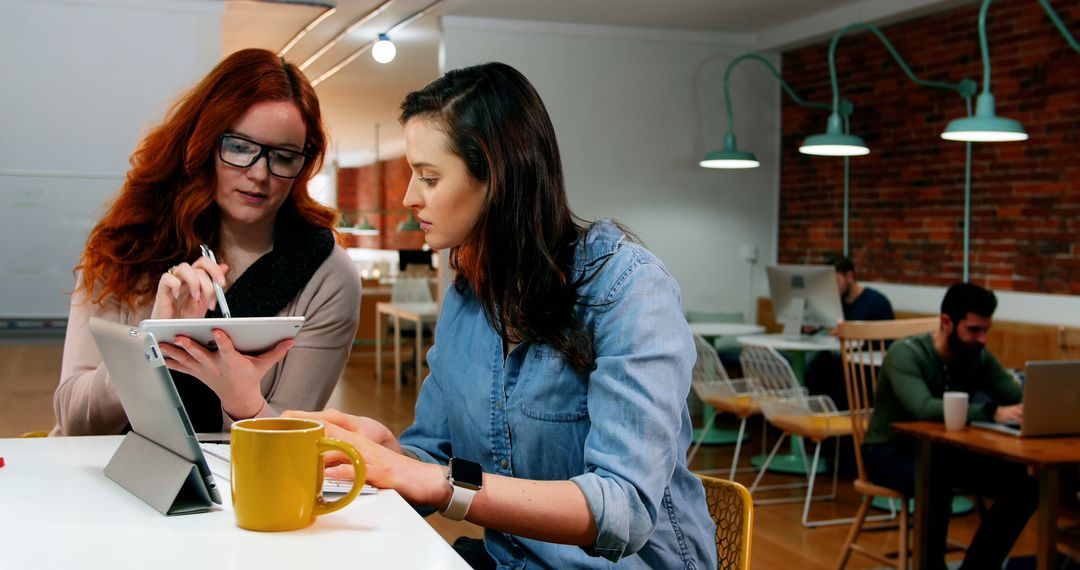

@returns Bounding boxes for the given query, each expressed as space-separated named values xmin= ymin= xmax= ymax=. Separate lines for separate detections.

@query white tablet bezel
xmin=138 ymin=316 xmax=305 ymax=354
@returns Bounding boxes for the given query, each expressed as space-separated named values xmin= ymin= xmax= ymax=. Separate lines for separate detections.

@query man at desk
xmin=863 ymin=282 xmax=1037 ymax=570
xmin=806 ymin=256 xmax=894 ymax=408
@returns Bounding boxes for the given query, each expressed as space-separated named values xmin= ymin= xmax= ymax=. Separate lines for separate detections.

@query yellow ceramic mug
xmin=231 ymin=417 xmax=366 ymax=531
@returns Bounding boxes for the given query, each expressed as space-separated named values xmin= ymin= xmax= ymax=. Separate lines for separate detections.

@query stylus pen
xmin=199 ymin=244 xmax=232 ymax=318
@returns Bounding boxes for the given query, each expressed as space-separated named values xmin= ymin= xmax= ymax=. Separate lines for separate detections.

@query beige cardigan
xmin=52 ymin=246 xmax=361 ymax=436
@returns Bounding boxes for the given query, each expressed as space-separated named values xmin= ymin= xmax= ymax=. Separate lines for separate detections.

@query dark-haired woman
xmin=290 ymin=62 xmax=714 ymax=568
xmin=53 ymin=48 xmax=360 ymax=436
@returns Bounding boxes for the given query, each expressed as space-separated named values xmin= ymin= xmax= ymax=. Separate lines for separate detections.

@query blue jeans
xmin=864 ymin=438 xmax=1039 ymax=570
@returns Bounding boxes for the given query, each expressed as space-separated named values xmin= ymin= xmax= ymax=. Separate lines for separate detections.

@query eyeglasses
xmin=218 ymin=133 xmax=310 ymax=179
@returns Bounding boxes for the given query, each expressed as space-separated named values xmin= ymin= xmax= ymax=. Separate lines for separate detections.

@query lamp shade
xmin=700 ymin=148 xmax=760 ymax=169
xmin=799 ymin=113 xmax=869 ymax=156
xmin=941 ymin=93 xmax=1027 ymax=142
xmin=354 ymin=216 xmax=379 ymax=236
xmin=799 ymin=132 xmax=870 ymax=156
xmin=397 ymin=212 xmax=421 ymax=232
xmin=700 ymin=132 xmax=760 ymax=169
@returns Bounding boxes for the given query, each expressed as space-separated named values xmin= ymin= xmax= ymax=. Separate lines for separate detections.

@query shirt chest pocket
xmin=516 ymin=345 xmax=589 ymax=423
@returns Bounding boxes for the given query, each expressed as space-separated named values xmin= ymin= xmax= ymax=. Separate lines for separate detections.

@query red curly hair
xmin=77 ymin=48 xmax=339 ymax=308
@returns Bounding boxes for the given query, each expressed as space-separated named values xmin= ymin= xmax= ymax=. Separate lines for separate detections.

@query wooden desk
xmin=0 ymin=436 xmax=469 ymax=570
xmin=375 ymin=302 xmax=438 ymax=394
xmin=893 ymin=421 xmax=1080 ymax=570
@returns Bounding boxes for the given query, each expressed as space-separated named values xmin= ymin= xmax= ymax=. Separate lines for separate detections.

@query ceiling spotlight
xmin=372 ymin=34 xmax=396 ymax=64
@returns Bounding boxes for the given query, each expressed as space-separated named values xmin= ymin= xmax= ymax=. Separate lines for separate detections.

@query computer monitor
xmin=766 ymin=264 xmax=844 ymax=337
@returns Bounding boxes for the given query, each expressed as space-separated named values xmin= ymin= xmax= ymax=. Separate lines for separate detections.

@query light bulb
xmin=372 ymin=34 xmax=396 ymax=64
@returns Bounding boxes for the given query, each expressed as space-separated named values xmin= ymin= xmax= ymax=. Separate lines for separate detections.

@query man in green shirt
xmin=863 ymin=283 xmax=1037 ymax=570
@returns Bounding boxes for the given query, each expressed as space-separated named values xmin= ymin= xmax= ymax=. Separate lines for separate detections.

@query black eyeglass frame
xmin=217 ymin=133 xmax=312 ymax=179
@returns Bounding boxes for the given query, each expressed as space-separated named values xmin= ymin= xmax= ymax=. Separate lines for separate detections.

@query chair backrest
xmin=696 ymin=473 xmax=753 ymax=570
xmin=738 ymin=345 xmax=800 ymax=396
xmin=1060 ymin=326 xmax=1080 ymax=360
xmin=836 ymin=317 xmax=938 ymax=481
xmin=391 ymin=276 xmax=434 ymax=304
xmin=693 ymin=333 xmax=733 ymax=383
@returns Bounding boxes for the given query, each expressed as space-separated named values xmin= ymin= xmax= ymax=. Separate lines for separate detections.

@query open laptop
xmin=971 ymin=359 xmax=1080 ymax=438
xmin=89 ymin=317 xmax=222 ymax=508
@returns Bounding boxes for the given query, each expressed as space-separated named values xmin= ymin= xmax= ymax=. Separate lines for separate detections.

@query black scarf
xmin=172 ymin=224 xmax=335 ymax=432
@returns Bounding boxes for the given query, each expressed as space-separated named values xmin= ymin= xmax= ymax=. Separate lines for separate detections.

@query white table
xmin=735 ymin=332 xmax=839 ymax=353
xmin=0 ymin=436 xmax=469 ymax=570
xmin=375 ymin=302 xmax=438 ymax=394
xmin=688 ymin=322 xmax=765 ymax=338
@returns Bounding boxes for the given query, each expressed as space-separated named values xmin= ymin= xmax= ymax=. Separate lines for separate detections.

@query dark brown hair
xmin=400 ymin=62 xmax=595 ymax=371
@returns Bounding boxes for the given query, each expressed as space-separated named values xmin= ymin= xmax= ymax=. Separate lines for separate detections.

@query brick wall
xmin=779 ymin=0 xmax=1079 ymax=294
xmin=337 ymin=156 xmax=426 ymax=250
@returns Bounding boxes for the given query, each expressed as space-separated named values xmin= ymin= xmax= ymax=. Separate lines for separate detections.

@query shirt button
xmin=496 ymin=400 xmax=503 ymax=410
xmin=500 ymin=459 xmax=508 ymax=469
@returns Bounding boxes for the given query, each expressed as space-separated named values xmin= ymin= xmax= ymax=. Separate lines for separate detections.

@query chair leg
xmin=897 ymin=497 xmax=909 ymax=570
xmin=750 ymin=432 xmax=787 ymax=493
xmin=836 ymin=495 xmax=872 ymax=570
xmin=687 ymin=407 xmax=719 ymax=465
xmin=729 ymin=416 xmax=748 ymax=480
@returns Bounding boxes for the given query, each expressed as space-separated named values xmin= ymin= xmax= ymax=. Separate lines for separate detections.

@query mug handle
xmin=313 ymin=436 xmax=366 ymax=516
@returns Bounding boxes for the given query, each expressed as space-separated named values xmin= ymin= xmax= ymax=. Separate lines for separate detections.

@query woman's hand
xmin=151 ymin=256 xmax=229 ymax=319
xmin=159 ymin=329 xmax=293 ymax=419
xmin=283 ymin=409 xmax=450 ymax=508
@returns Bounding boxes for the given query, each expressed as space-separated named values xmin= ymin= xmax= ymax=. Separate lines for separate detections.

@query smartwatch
xmin=439 ymin=457 xmax=483 ymax=521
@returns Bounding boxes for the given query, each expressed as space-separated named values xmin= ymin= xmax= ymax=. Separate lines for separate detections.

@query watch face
xmin=450 ymin=458 xmax=483 ymax=490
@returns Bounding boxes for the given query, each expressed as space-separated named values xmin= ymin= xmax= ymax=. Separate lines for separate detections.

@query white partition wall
xmin=0 ymin=0 xmax=223 ymax=319
xmin=440 ymin=17 xmax=782 ymax=321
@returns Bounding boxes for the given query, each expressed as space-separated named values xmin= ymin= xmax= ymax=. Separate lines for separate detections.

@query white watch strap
xmin=440 ymin=482 xmax=478 ymax=521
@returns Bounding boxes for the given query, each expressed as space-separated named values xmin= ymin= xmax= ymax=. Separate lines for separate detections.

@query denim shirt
xmin=400 ymin=220 xmax=716 ymax=569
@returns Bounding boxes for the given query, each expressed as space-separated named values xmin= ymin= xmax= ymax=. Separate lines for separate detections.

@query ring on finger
xmin=168 ymin=265 xmax=180 ymax=275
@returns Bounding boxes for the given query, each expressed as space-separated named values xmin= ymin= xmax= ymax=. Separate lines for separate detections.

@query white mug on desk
xmin=943 ymin=391 xmax=969 ymax=431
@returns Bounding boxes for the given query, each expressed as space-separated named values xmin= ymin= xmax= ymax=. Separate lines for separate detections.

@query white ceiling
xmin=222 ymin=0 xmax=924 ymax=167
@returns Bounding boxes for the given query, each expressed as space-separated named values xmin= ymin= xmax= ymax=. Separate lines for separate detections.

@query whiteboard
xmin=0 ymin=171 xmax=121 ymax=319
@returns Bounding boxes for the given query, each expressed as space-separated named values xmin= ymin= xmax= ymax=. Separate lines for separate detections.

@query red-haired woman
xmin=52 ymin=48 xmax=360 ymax=435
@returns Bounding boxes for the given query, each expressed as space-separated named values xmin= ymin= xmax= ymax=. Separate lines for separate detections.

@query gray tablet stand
xmin=104 ymin=432 xmax=215 ymax=516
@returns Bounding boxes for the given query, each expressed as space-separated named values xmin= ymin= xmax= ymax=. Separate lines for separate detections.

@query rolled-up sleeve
xmin=569 ymin=256 xmax=693 ymax=561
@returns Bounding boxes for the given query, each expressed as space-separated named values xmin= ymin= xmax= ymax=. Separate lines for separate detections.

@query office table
xmin=375 ymin=301 xmax=438 ymax=394
xmin=894 ymin=421 xmax=1080 ymax=570
xmin=0 ymin=436 xmax=469 ymax=570
xmin=688 ymin=322 xmax=766 ymax=338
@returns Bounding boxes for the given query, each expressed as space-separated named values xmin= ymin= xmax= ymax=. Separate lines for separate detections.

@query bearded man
xmin=862 ymin=282 xmax=1037 ymax=570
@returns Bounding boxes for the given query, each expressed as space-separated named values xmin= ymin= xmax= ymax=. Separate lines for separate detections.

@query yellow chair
xmin=688 ymin=334 xmax=767 ymax=480
xmin=834 ymin=317 xmax=938 ymax=570
xmin=742 ymin=345 xmax=854 ymax=527
xmin=696 ymin=474 xmax=753 ymax=570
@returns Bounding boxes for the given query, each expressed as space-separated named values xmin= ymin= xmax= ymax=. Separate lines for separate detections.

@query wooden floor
xmin=2 ymin=340 xmax=1072 ymax=569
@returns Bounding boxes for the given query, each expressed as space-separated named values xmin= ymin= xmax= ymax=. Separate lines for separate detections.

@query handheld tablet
xmin=139 ymin=316 xmax=305 ymax=353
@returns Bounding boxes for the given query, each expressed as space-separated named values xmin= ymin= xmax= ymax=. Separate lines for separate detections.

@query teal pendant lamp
xmin=942 ymin=0 xmax=1079 ymax=142
xmin=353 ymin=216 xmax=379 ymax=236
xmin=809 ymin=22 xmax=977 ymax=269
xmin=802 ymin=23 xmax=976 ymax=158
xmin=700 ymin=132 xmax=759 ymax=169
xmin=799 ymin=112 xmax=868 ymax=156
xmin=397 ymin=212 xmax=422 ymax=232
xmin=701 ymin=53 xmax=832 ymax=169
